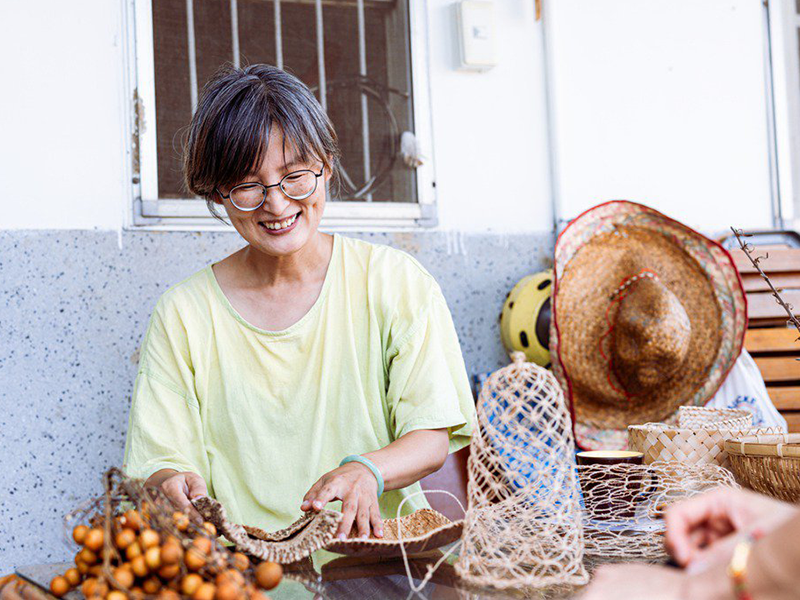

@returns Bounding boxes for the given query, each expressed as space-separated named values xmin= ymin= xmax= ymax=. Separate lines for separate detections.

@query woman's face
xmin=217 ymin=126 xmax=331 ymax=257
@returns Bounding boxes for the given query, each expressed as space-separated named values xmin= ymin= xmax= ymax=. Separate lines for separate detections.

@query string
xmin=394 ymin=489 xmax=466 ymax=597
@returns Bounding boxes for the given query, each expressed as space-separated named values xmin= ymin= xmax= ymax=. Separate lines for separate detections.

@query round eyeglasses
xmin=217 ymin=167 xmax=325 ymax=211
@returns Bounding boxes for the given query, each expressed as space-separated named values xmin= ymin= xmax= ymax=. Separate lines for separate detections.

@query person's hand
xmin=665 ymin=487 xmax=797 ymax=569
xmin=155 ymin=471 xmax=208 ymax=524
xmin=580 ymin=564 xmax=687 ymax=600
xmin=301 ymin=462 xmax=384 ymax=540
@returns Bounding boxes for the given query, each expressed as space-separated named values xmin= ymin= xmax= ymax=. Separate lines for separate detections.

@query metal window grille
xmin=130 ymin=0 xmax=436 ymax=228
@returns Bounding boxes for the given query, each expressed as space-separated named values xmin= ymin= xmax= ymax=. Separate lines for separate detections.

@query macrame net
xmin=578 ymin=462 xmax=739 ymax=560
xmin=455 ymin=353 xmax=588 ymax=589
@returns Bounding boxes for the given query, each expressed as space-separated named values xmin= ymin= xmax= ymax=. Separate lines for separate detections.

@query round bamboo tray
xmin=724 ymin=434 xmax=800 ymax=502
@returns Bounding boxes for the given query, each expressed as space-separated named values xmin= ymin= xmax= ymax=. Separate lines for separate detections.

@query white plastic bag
xmin=705 ymin=349 xmax=787 ymax=430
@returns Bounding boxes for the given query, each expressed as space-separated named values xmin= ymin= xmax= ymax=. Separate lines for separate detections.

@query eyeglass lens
xmin=230 ymin=171 xmax=317 ymax=209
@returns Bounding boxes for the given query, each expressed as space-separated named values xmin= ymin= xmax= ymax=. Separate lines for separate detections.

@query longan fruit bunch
xmin=52 ymin=507 xmax=282 ymax=600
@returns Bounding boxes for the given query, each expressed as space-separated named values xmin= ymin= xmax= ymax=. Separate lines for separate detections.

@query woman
xmin=123 ymin=65 xmax=475 ymax=541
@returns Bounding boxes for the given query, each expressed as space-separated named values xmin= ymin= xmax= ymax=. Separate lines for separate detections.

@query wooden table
xmin=6 ymin=550 xmax=592 ymax=600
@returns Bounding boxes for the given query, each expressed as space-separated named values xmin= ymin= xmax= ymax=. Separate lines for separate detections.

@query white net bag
xmin=578 ymin=461 xmax=739 ymax=560
xmin=455 ymin=353 xmax=588 ymax=589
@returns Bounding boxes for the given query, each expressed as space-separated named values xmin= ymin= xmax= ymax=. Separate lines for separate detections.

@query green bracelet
xmin=340 ymin=455 xmax=384 ymax=496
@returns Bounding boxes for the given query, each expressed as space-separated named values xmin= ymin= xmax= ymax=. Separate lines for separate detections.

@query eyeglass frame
xmin=215 ymin=167 xmax=325 ymax=212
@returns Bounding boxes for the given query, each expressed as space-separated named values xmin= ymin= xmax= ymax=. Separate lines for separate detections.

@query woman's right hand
xmin=665 ymin=487 xmax=797 ymax=569
xmin=146 ymin=469 xmax=208 ymax=524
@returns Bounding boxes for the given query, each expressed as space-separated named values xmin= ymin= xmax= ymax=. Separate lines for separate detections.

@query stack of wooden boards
xmin=731 ymin=245 xmax=800 ymax=432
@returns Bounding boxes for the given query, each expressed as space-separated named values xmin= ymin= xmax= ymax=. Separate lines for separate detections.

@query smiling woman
xmin=122 ymin=64 xmax=475 ymax=541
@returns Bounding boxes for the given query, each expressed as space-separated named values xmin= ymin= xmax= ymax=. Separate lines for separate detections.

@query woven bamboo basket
xmin=725 ymin=433 xmax=800 ymax=502
xmin=628 ymin=407 xmax=781 ymax=470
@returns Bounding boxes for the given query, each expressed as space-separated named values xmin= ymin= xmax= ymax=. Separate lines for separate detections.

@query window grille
xmin=130 ymin=0 xmax=436 ymax=228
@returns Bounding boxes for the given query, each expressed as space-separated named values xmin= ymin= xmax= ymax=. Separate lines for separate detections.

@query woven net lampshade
xmin=455 ymin=353 xmax=588 ymax=589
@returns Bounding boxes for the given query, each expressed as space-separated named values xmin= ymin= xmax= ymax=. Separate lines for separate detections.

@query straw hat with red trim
xmin=550 ymin=201 xmax=747 ymax=450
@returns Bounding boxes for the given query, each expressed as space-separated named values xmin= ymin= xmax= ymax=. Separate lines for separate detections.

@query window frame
xmin=124 ymin=0 xmax=437 ymax=231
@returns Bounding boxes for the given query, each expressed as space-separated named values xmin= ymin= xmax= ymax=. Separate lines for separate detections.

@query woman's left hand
xmin=301 ymin=462 xmax=384 ymax=540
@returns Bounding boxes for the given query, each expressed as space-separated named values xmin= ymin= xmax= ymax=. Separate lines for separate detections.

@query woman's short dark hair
xmin=183 ymin=64 xmax=340 ymax=215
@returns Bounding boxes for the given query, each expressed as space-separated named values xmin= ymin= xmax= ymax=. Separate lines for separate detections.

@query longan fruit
xmin=215 ymin=583 xmax=240 ymax=600
xmin=231 ymin=553 xmax=249 ymax=572
xmin=75 ymin=560 xmax=89 ymax=575
xmin=49 ymin=576 xmax=70 ymax=597
xmin=112 ymin=566 xmax=135 ymax=589
xmin=202 ymin=522 xmax=217 ymax=537
xmin=131 ymin=555 xmax=149 ymax=578
xmin=185 ymin=548 xmax=206 ymax=571
xmin=216 ymin=570 xmax=244 ymax=588
xmin=254 ymin=562 xmax=282 ymax=591
xmin=191 ymin=537 xmax=212 ymax=555
xmin=193 ymin=582 xmax=216 ymax=600
xmin=123 ymin=509 xmax=143 ymax=532
xmin=63 ymin=568 xmax=80 ymax=587
xmin=157 ymin=590 xmax=181 ymax=600
xmin=247 ymin=589 xmax=269 ymax=600
xmin=84 ymin=528 xmax=104 ymax=552
xmin=144 ymin=546 xmax=162 ymax=571
xmin=76 ymin=547 xmax=97 ymax=565
xmin=108 ymin=592 xmax=128 ymax=600
xmin=126 ymin=541 xmax=143 ymax=560
xmin=72 ymin=524 xmax=89 ymax=545
xmin=115 ymin=528 xmax=136 ymax=550
xmin=181 ymin=574 xmax=203 ymax=597
xmin=161 ymin=541 xmax=183 ymax=565
xmin=87 ymin=564 xmax=103 ymax=577
xmin=142 ymin=576 xmax=162 ymax=595
xmin=157 ymin=562 xmax=181 ymax=581
xmin=173 ymin=512 xmax=189 ymax=532
xmin=140 ymin=529 xmax=160 ymax=549
xmin=81 ymin=578 xmax=98 ymax=598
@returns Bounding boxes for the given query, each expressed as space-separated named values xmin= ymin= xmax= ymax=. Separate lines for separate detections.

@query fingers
xmin=301 ymin=479 xmax=324 ymax=512
xmin=337 ymin=498 xmax=357 ymax=540
xmin=161 ymin=477 xmax=193 ymax=514
xmin=311 ymin=482 xmax=342 ymax=512
xmin=370 ymin=502 xmax=384 ymax=539
xmin=185 ymin=472 xmax=208 ymax=499
xmin=665 ymin=488 xmax=739 ymax=566
xmin=355 ymin=504 xmax=371 ymax=540
xmin=161 ymin=473 xmax=206 ymax=526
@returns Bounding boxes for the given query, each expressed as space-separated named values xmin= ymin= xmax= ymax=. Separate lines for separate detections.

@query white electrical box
xmin=456 ymin=0 xmax=497 ymax=71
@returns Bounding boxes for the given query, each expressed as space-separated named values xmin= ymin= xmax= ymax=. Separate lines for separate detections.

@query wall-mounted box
xmin=456 ymin=0 xmax=497 ymax=71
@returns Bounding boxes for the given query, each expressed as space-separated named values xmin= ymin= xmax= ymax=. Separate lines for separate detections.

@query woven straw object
xmin=628 ymin=407 xmax=781 ymax=469
xmin=578 ymin=461 xmax=738 ymax=560
xmin=725 ymin=433 xmax=800 ymax=502
xmin=456 ymin=353 xmax=588 ymax=589
xmin=550 ymin=201 xmax=746 ymax=451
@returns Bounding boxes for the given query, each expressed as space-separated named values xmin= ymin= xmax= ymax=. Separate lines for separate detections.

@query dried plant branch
xmin=730 ymin=227 xmax=800 ymax=340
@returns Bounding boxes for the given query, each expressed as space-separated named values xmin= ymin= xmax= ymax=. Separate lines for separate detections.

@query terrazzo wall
xmin=0 ymin=229 xmax=553 ymax=572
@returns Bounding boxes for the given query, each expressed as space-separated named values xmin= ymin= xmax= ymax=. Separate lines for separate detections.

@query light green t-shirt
xmin=123 ymin=234 xmax=475 ymax=532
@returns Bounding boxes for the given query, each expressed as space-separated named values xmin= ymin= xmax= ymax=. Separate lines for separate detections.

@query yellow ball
xmin=499 ymin=270 xmax=553 ymax=367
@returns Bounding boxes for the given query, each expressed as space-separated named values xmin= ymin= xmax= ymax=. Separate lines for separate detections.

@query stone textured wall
xmin=0 ymin=229 xmax=552 ymax=572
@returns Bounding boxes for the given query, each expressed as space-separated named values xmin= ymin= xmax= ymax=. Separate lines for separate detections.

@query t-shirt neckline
xmin=206 ymin=234 xmax=340 ymax=338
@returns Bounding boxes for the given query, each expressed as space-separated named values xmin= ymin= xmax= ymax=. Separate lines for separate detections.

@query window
xmin=129 ymin=0 xmax=436 ymax=229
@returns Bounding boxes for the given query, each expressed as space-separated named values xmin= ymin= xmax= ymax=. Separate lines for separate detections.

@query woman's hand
xmin=301 ymin=462 xmax=384 ymax=540
xmin=145 ymin=469 xmax=208 ymax=524
xmin=664 ymin=487 xmax=796 ymax=569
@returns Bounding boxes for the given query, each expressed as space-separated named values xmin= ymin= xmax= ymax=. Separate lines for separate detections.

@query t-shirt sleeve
xmin=122 ymin=300 xmax=212 ymax=487
xmin=385 ymin=285 xmax=475 ymax=453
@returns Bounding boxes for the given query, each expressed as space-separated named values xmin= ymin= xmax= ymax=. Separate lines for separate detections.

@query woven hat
xmin=550 ymin=201 xmax=747 ymax=450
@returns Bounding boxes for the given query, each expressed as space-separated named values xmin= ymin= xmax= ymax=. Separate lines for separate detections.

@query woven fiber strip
xmin=455 ymin=353 xmax=589 ymax=589
xmin=193 ymin=496 xmax=341 ymax=563
xmin=628 ymin=407 xmax=781 ymax=470
xmin=579 ymin=461 xmax=739 ymax=560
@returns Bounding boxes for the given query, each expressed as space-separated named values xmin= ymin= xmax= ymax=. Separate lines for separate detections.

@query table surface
xmin=14 ymin=549 xmax=596 ymax=600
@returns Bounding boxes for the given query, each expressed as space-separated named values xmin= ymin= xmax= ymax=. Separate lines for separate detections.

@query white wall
xmin=0 ymin=0 xmax=778 ymax=234
xmin=0 ymin=0 xmax=129 ymax=230
xmin=546 ymin=0 xmax=775 ymax=232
